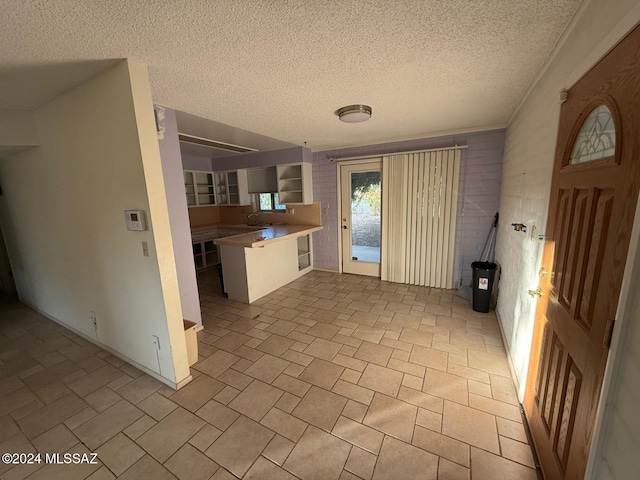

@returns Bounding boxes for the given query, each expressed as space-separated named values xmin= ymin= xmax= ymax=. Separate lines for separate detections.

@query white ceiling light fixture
xmin=337 ymin=104 xmax=372 ymax=123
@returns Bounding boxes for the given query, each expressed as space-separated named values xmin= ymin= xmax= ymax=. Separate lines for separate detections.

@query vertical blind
xmin=381 ymin=148 xmax=461 ymax=288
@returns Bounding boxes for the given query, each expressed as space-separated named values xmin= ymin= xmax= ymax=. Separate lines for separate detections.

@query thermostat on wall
xmin=124 ymin=210 xmax=147 ymax=231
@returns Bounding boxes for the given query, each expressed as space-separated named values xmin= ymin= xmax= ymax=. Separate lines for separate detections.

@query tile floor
xmin=0 ymin=270 xmax=539 ymax=479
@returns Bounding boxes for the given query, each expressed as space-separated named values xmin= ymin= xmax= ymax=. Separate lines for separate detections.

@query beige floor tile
xmin=299 ymin=358 xmax=344 ymax=390
xmin=408 ymin=345 xmax=448 ymax=371
xmin=470 ymin=446 xmax=538 ymax=480
xmin=342 ymin=399 xmax=368 ymax=423
xmin=332 ymin=415 xmax=384 ymax=454
xmin=438 ymin=457 xmax=470 ymax=480
xmin=308 ymin=309 xmax=340 ymax=323
xmin=281 ymin=349 xmax=314 ymax=366
xmin=214 ymin=385 xmax=241 ymax=405
xmin=402 ymin=373 xmax=424 ymax=391
xmin=468 ymin=379 xmax=492 ymax=397
xmin=122 ymin=415 xmax=156 ymax=440
xmin=189 ymin=424 xmax=222 ymax=452
xmin=447 ymin=363 xmax=490 ymax=383
xmin=490 ymin=374 xmax=520 ymax=405
xmin=265 ymin=320 xmax=299 ymax=336
xmin=345 ymin=446 xmax=377 ymax=480
xmin=193 ymin=350 xmax=240 ymax=378
xmin=73 ymin=399 xmax=143 ymax=449
xmin=263 ymin=434 xmax=296 ymax=465
xmin=391 ymin=312 xmax=422 ymax=329
xmin=18 ymin=393 xmax=88 ymax=439
xmin=303 ymin=338 xmax=342 ymax=361
xmin=31 ymin=423 xmax=78 ymax=453
xmin=387 ymin=357 xmax=426 ymax=377
xmin=205 ymin=415 xmax=275 ymax=478
xmin=117 ymin=454 xmax=175 ymax=480
xmin=398 ymin=327 xmax=433 ymax=347
xmin=196 ymin=399 xmax=240 ymax=430
xmin=467 ymin=350 xmax=511 ymax=377
xmin=0 ymin=415 xmax=20 ymax=444
xmin=165 ymin=443 xmax=220 ymax=480
xmin=292 ymin=386 xmax=348 ymax=432
xmin=499 ymin=435 xmax=536 ymax=468
xmin=496 ymin=417 xmax=528 ymax=443
xmin=416 ymin=407 xmax=442 ymax=432
xmin=348 ymin=311 xmax=379 ymax=327
xmin=227 ymin=379 xmax=283 ymax=421
xmin=216 ymin=368 xmax=253 ymax=390
xmin=468 ymin=393 xmax=521 ymax=422
xmin=275 ymin=392 xmax=302 ymax=413
xmin=354 ymin=341 xmax=392 ymax=366
xmin=306 ymin=323 xmax=341 ymax=340
xmin=339 ymin=344 xmax=358 ymax=356
xmin=380 ymin=337 xmax=413 ymax=352
xmin=137 ymin=392 xmax=178 ymax=421
xmin=260 ymin=407 xmax=308 ymax=442
xmin=284 ymin=363 xmax=305 ymax=377
xmin=423 ymin=369 xmax=469 ymax=405
xmin=283 ymin=425 xmax=351 ymax=480
xmin=332 ymin=379 xmax=374 ymax=405
xmin=66 ymin=365 xmax=123 ymax=398
xmin=245 ymin=456 xmax=298 ymax=479
xmin=332 ymin=334 xmax=363 ymax=348
xmin=442 ymin=400 xmax=499 ymax=454
xmin=358 ymin=364 xmax=403 ymax=397
xmin=34 ymin=381 xmax=72 ymax=405
xmin=136 ymin=407 xmax=205 ymax=462
xmin=83 ymin=386 xmax=122 ymax=413
xmin=363 ymin=393 xmax=417 ymax=442
xmin=169 ymin=374 xmax=226 ymax=412
xmin=372 ymin=436 xmax=438 ymax=480
xmin=413 ymin=425 xmax=470 ymax=466
xmin=340 ymin=369 xmax=362 ymax=383
xmin=244 ymin=354 xmax=290 ymax=383
xmin=116 ymin=374 xmax=163 ymax=404
xmin=213 ymin=331 xmax=254 ymax=352
xmin=332 ymin=353 xmax=368 ymax=372
xmin=85 ymin=466 xmax=116 ymax=480
xmin=351 ymin=325 xmax=386 ymax=344
xmin=95 ymin=432 xmax=145 ymax=476
xmin=256 ymin=334 xmax=296 ymax=356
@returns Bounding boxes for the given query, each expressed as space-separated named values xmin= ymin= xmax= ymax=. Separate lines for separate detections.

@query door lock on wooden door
xmin=527 ymin=287 xmax=543 ymax=298
xmin=342 ymin=225 xmax=348 ymax=229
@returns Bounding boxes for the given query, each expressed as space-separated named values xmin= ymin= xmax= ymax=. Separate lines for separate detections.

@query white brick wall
xmin=495 ymin=1 xmax=640 ymax=478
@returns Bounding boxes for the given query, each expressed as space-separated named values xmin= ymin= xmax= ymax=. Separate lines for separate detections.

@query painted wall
xmin=0 ymin=60 xmax=190 ymax=387
xmin=156 ymin=105 xmax=202 ymax=326
xmin=0 ymin=110 xmax=38 ymax=156
xmin=311 ymin=129 xmax=505 ymax=287
xmin=492 ymin=0 xmax=640 ymax=478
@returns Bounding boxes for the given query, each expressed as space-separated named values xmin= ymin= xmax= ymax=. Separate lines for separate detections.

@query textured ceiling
xmin=0 ymin=0 xmax=581 ymax=151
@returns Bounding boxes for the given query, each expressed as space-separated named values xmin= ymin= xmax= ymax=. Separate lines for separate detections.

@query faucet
xmin=247 ymin=213 xmax=261 ymax=226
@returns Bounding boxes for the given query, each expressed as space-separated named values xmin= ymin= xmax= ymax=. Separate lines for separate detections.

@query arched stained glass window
xmin=569 ymin=105 xmax=616 ymax=164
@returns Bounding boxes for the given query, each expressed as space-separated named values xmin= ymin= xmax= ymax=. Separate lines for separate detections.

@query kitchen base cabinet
xmin=219 ymin=235 xmax=313 ymax=303
xmin=192 ymin=240 xmax=218 ymax=271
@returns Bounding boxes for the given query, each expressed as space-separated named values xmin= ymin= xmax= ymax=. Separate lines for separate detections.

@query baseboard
xmin=21 ymin=301 xmax=192 ymax=391
xmin=312 ymin=267 xmax=340 ymax=273
xmin=494 ymin=308 xmax=523 ymax=401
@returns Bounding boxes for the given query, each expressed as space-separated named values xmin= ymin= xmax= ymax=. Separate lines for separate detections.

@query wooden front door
xmin=524 ymin=25 xmax=640 ymax=480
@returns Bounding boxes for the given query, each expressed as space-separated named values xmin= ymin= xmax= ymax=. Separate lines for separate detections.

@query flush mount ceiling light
xmin=337 ymin=104 xmax=372 ymax=123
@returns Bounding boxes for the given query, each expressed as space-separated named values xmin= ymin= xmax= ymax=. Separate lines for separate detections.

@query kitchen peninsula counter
xmin=213 ymin=224 xmax=322 ymax=248
xmin=211 ymin=224 xmax=323 ymax=303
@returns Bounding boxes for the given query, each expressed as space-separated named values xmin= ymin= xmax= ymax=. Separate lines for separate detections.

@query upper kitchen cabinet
xmin=276 ymin=163 xmax=313 ymax=205
xmin=184 ymin=170 xmax=215 ymax=206
xmin=214 ymin=170 xmax=251 ymax=206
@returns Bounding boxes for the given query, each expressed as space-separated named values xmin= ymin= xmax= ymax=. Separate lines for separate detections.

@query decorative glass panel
xmin=569 ymin=105 xmax=616 ymax=164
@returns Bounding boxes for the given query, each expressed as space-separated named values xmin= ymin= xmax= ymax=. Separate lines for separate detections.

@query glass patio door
xmin=340 ymin=160 xmax=382 ymax=276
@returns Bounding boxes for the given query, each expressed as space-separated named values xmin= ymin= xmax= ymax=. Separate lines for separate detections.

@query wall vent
xmin=178 ymin=133 xmax=258 ymax=154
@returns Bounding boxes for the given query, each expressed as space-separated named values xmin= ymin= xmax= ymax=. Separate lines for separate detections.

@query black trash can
xmin=471 ymin=261 xmax=497 ymax=313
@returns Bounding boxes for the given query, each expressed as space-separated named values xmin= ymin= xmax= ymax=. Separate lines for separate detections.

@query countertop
xmin=213 ymin=224 xmax=322 ymax=248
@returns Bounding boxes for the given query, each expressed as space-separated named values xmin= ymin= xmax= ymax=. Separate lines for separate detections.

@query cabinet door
xmin=194 ymin=171 xmax=215 ymax=205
